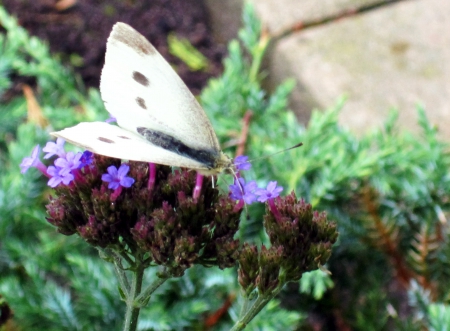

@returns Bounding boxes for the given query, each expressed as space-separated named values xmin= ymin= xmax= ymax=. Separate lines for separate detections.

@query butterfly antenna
xmin=235 ymin=142 xmax=303 ymax=166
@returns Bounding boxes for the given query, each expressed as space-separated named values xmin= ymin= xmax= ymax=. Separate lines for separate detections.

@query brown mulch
xmin=2 ymin=0 xmax=226 ymax=93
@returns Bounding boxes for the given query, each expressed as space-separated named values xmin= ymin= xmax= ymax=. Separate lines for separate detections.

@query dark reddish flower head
xmin=45 ymin=154 xmax=242 ymax=276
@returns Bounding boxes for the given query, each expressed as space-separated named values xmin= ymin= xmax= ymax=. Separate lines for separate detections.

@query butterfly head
xmin=197 ymin=152 xmax=235 ymax=176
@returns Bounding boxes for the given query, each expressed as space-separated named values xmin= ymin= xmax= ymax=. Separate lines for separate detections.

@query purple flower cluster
xmin=22 ymin=139 xmax=281 ymax=210
xmin=229 ymin=155 xmax=284 ymax=207
xmin=20 ymin=138 xmax=134 ymax=193
xmin=21 ymin=138 xmax=338 ymax=294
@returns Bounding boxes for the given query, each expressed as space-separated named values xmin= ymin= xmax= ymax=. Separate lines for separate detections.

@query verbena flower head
xmin=43 ymin=137 xmax=66 ymax=159
xmin=101 ymin=164 xmax=135 ymax=190
xmin=264 ymin=192 xmax=338 ymax=281
xmin=238 ymin=192 xmax=338 ymax=295
xmin=27 ymin=139 xmax=336 ymax=283
xmin=45 ymin=154 xmax=242 ymax=276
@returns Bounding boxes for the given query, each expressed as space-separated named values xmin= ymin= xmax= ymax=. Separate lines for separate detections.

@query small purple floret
xmin=79 ymin=151 xmax=93 ymax=168
xmin=105 ymin=115 xmax=117 ymax=123
xmin=234 ymin=155 xmax=251 ymax=171
xmin=43 ymin=138 xmax=66 ymax=159
xmin=54 ymin=152 xmax=83 ymax=176
xmin=20 ymin=145 xmax=41 ymax=174
xmin=229 ymin=177 xmax=257 ymax=205
xmin=255 ymin=181 xmax=283 ymax=202
xmin=102 ymin=164 xmax=135 ymax=190
xmin=47 ymin=166 xmax=74 ymax=187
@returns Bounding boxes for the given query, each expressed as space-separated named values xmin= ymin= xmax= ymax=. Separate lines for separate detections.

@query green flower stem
xmin=98 ymin=248 xmax=131 ymax=297
xmin=119 ymin=250 xmax=135 ymax=266
xmin=238 ymin=294 xmax=251 ymax=320
xmin=123 ymin=263 xmax=145 ymax=331
xmin=134 ymin=274 xmax=169 ymax=307
xmin=112 ymin=255 xmax=131 ymax=297
xmin=230 ymin=288 xmax=282 ymax=331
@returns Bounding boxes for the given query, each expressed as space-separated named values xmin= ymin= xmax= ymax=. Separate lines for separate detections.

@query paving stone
xmin=204 ymin=0 xmax=243 ymax=44
xmin=246 ymin=0 xmax=395 ymax=35
xmin=268 ymin=0 xmax=450 ymax=138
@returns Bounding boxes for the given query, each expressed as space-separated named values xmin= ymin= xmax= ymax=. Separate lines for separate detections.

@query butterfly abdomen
xmin=136 ymin=127 xmax=220 ymax=169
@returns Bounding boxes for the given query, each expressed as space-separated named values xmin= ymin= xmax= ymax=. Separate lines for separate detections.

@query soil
xmin=2 ymin=0 xmax=226 ymax=94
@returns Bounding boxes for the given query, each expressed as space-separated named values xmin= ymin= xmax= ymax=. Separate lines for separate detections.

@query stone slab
xmin=204 ymin=0 xmax=243 ymax=44
xmin=268 ymin=0 xmax=450 ymax=138
xmin=246 ymin=0 xmax=396 ymax=35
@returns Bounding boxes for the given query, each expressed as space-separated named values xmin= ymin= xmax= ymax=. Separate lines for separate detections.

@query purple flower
xmin=234 ymin=155 xmax=251 ymax=171
xmin=255 ymin=181 xmax=283 ymax=202
xmin=54 ymin=152 xmax=83 ymax=176
xmin=101 ymin=164 xmax=135 ymax=190
xmin=105 ymin=115 xmax=117 ymax=123
xmin=79 ymin=151 xmax=93 ymax=168
xmin=20 ymin=145 xmax=41 ymax=174
xmin=43 ymin=138 xmax=66 ymax=159
xmin=229 ymin=177 xmax=258 ymax=205
xmin=47 ymin=166 xmax=74 ymax=187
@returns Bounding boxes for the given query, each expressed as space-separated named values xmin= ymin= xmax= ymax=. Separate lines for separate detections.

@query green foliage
xmin=200 ymin=3 xmax=450 ymax=330
xmin=0 ymin=5 xmax=120 ymax=331
xmin=0 ymin=6 xmax=103 ymax=125
xmin=1 ymin=2 xmax=450 ymax=331
xmin=428 ymin=303 xmax=450 ymax=331
xmin=299 ymin=269 xmax=333 ymax=300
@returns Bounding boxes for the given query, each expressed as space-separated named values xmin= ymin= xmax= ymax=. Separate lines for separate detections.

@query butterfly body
xmin=52 ymin=23 xmax=232 ymax=175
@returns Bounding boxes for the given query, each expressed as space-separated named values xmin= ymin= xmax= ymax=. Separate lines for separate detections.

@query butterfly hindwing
xmin=52 ymin=122 xmax=211 ymax=170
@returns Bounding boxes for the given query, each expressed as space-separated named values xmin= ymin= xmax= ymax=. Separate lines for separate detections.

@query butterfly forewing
xmin=100 ymin=23 xmax=221 ymax=153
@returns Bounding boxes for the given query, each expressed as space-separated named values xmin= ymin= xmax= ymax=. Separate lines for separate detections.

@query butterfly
xmin=52 ymin=22 xmax=232 ymax=176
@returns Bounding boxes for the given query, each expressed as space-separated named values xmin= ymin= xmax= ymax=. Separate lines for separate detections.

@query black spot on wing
xmin=98 ymin=137 xmax=115 ymax=144
xmin=132 ymin=71 xmax=150 ymax=87
xmin=111 ymin=23 xmax=156 ymax=56
xmin=136 ymin=97 xmax=147 ymax=109
xmin=137 ymin=127 xmax=219 ymax=168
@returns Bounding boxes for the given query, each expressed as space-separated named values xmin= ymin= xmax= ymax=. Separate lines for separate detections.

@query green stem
xmin=123 ymin=263 xmax=145 ymax=331
xmin=120 ymin=250 xmax=135 ymax=266
xmin=230 ymin=288 xmax=281 ymax=331
xmin=135 ymin=274 xmax=169 ymax=307
xmin=98 ymin=248 xmax=131 ymax=297
xmin=238 ymin=295 xmax=251 ymax=320
xmin=113 ymin=256 xmax=130 ymax=297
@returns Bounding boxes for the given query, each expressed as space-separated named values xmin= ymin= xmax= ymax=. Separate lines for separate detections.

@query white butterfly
xmin=52 ymin=22 xmax=232 ymax=176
